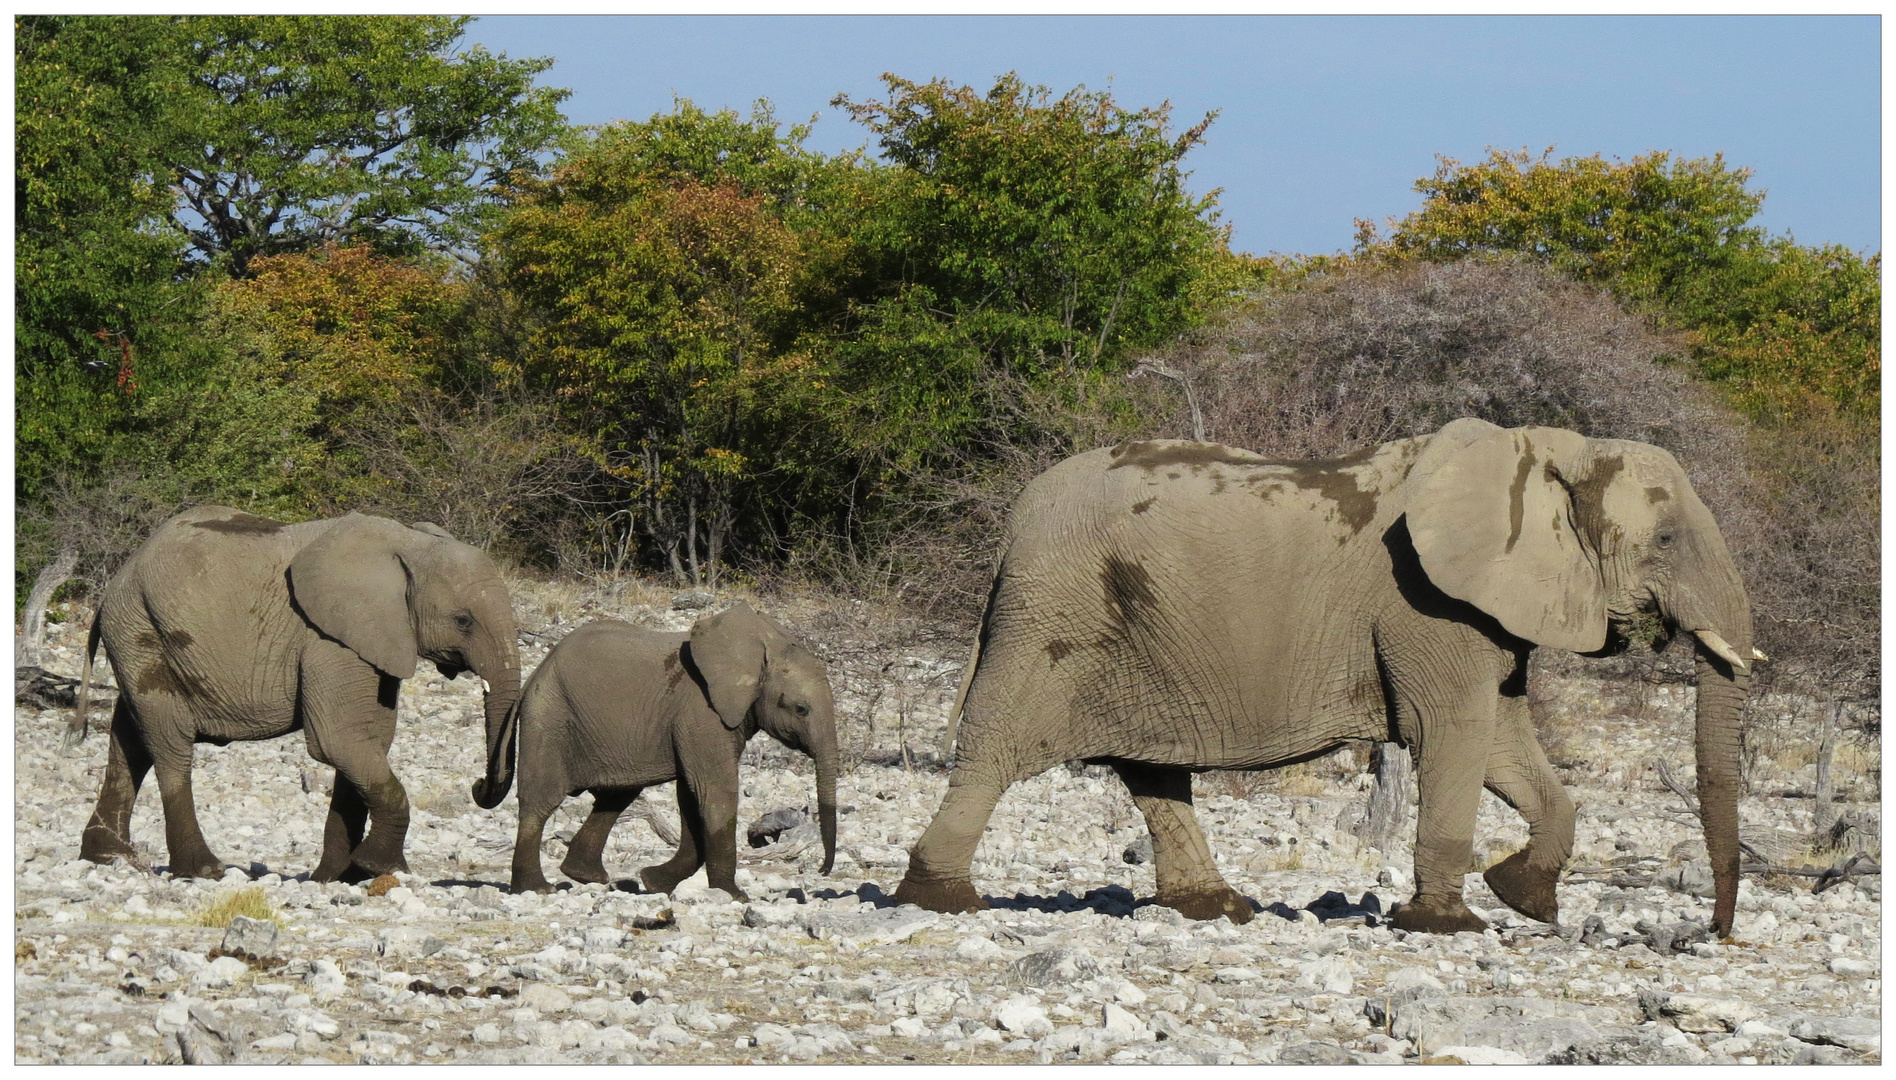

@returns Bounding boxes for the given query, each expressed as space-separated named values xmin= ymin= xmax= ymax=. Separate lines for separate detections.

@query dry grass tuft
xmin=191 ymin=886 xmax=278 ymax=928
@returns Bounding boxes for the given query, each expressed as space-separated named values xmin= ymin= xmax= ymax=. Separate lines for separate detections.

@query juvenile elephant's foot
xmin=1159 ymin=885 xmax=1256 ymax=925
xmin=1389 ymin=895 xmax=1488 ymax=935
xmin=310 ymin=860 xmax=377 ymax=885
xmin=511 ymin=873 xmax=556 ymax=895
xmin=894 ymin=873 xmax=989 ymax=915
xmin=559 ymin=852 xmax=611 ymax=886
xmin=1483 ymin=850 xmax=1561 ymax=924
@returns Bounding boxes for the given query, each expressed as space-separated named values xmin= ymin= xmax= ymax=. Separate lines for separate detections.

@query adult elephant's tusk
xmin=1751 ymin=647 xmax=1769 ymax=663
xmin=481 ymin=678 xmax=491 ymax=693
xmin=1693 ymin=630 xmax=1748 ymax=672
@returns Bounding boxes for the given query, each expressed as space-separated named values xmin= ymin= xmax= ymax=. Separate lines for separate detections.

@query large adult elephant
xmin=69 ymin=507 xmax=523 ymax=882
xmin=896 ymin=418 xmax=1760 ymax=936
xmin=474 ymin=602 xmax=839 ymax=899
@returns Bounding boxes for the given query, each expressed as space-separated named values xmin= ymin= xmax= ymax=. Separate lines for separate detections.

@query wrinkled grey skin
xmin=898 ymin=419 xmax=1756 ymax=936
xmin=478 ymin=602 xmax=839 ymax=899
xmin=71 ymin=508 xmax=522 ymax=882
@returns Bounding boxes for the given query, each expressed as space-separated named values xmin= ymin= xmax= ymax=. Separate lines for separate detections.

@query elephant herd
xmin=65 ymin=419 xmax=1763 ymax=937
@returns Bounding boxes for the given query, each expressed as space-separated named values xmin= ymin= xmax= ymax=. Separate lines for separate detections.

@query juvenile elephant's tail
xmin=62 ymin=613 xmax=104 ymax=754
xmin=471 ymin=694 xmax=521 ymax=810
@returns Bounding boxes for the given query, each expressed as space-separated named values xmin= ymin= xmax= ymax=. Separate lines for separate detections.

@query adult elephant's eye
xmin=1655 ymin=531 xmax=1676 ymax=549
xmin=453 ymin=612 xmax=474 ymax=633
xmin=794 ymin=702 xmax=811 ymax=717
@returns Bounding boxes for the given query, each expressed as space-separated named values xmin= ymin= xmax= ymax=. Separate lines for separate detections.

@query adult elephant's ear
xmin=1404 ymin=418 xmax=1607 ymax=653
xmin=690 ymin=601 xmax=773 ymax=729
xmin=288 ymin=514 xmax=420 ymax=679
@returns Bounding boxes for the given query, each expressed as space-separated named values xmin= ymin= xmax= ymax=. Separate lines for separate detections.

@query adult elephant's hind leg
xmin=561 ymin=788 xmax=637 ymax=885
xmin=80 ymin=699 xmax=153 ymax=865
xmin=894 ymin=772 xmax=1007 ymax=914
xmin=1480 ymin=696 xmax=1575 ymax=925
xmin=1114 ymin=762 xmax=1254 ymax=924
xmin=132 ymin=695 xmax=223 ymax=878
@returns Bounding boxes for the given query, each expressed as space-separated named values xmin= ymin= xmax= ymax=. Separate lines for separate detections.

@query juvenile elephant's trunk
xmin=812 ymin=731 xmax=838 ymax=876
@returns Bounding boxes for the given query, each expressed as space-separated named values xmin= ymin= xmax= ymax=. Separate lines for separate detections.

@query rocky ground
xmin=14 ymin=575 xmax=1883 ymax=1064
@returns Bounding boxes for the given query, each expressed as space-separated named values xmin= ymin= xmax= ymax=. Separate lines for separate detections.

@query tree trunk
xmin=1813 ymin=699 xmax=1838 ymax=842
xmin=18 ymin=546 xmax=78 ymax=667
xmin=1355 ymin=742 xmax=1413 ymax=852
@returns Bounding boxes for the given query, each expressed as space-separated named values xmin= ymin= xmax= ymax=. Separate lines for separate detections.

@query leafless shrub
xmin=15 ymin=464 xmax=210 ymax=605
xmin=313 ymin=390 xmax=604 ymax=564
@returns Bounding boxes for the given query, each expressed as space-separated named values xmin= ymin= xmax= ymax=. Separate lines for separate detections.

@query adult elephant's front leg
xmin=896 ymin=770 xmax=1009 ymax=914
xmin=1389 ymin=690 xmax=1495 ymax=934
xmin=302 ymin=639 xmax=409 ymax=879
xmin=1479 ymin=694 xmax=1575 ymax=925
xmin=1113 ymin=762 xmax=1254 ymax=924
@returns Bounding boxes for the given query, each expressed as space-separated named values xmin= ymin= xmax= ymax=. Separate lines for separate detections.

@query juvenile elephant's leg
xmin=310 ymin=779 xmax=370 ymax=884
xmin=640 ymin=784 xmax=706 ymax=896
xmin=510 ymin=794 xmax=561 ymax=894
xmin=129 ymin=696 xmax=223 ymax=878
xmin=895 ymin=772 xmax=1008 ymax=914
xmin=1114 ymin=762 xmax=1254 ymax=924
xmin=561 ymin=788 xmax=638 ymax=886
xmin=1390 ymin=697 xmax=1494 ymax=935
xmin=302 ymin=641 xmax=409 ymax=878
xmin=81 ymin=699 xmax=154 ymax=864
xmin=688 ymin=780 xmax=749 ymax=902
xmin=1480 ymin=697 xmax=1576 ymax=925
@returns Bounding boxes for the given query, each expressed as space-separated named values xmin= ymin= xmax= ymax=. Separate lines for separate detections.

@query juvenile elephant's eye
xmin=1655 ymin=531 xmax=1676 ymax=549
xmin=452 ymin=612 xmax=474 ymax=633
xmin=794 ymin=702 xmax=811 ymax=717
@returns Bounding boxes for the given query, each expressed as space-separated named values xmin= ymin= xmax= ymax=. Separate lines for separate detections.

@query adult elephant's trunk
xmin=469 ymin=630 xmax=524 ymax=810
xmin=1692 ymin=646 xmax=1749 ymax=938
xmin=1671 ymin=521 xmax=1756 ymax=939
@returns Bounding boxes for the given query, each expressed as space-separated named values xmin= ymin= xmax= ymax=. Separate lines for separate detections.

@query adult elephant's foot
xmin=511 ymin=873 xmax=556 ymax=895
xmin=1483 ymin=849 xmax=1560 ymax=924
xmin=638 ymin=864 xmax=692 ymax=896
xmin=79 ymin=824 xmax=140 ymax=866
xmin=894 ymin=874 xmax=989 ymax=914
xmin=1160 ymin=885 xmax=1256 ymax=925
xmin=167 ymin=852 xmax=228 ymax=880
xmin=559 ymin=853 xmax=611 ymax=886
xmin=1388 ymin=895 xmax=1488 ymax=934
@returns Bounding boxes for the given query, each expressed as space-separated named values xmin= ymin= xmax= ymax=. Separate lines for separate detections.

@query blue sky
xmin=462 ymin=15 xmax=1880 ymax=258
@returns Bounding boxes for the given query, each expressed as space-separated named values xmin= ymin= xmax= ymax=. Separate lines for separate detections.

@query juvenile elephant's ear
xmin=288 ymin=514 xmax=420 ymax=679
xmin=1404 ymin=418 xmax=1607 ymax=653
xmin=690 ymin=601 xmax=774 ymax=729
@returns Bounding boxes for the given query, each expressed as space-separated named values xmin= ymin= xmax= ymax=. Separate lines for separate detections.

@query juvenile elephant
xmin=897 ymin=418 xmax=1760 ymax=936
xmin=71 ymin=508 xmax=522 ymax=882
xmin=475 ymin=602 xmax=839 ymax=898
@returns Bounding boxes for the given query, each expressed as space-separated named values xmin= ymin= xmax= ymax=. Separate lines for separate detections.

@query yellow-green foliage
xmin=191 ymin=886 xmax=278 ymax=928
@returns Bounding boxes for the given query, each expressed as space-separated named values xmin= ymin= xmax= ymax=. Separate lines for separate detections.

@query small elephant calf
xmin=476 ymin=602 xmax=839 ymax=898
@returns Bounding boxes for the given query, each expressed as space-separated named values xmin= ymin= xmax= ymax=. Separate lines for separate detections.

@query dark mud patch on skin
xmin=664 ymin=649 xmax=688 ymax=692
xmin=1131 ymin=497 xmax=1157 ymax=515
xmin=1277 ymin=460 xmax=1380 ymax=535
xmin=1569 ymin=454 xmax=1625 ymax=551
xmin=1645 ymin=485 xmax=1670 ymax=504
xmin=1506 ymin=443 xmax=1538 ymax=553
xmin=1100 ymin=555 xmax=1160 ymax=637
xmin=1108 ymin=441 xmax=1267 ymax=471
xmin=190 ymin=512 xmax=285 ymax=535
xmin=1044 ymin=640 xmax=1074 ymax=664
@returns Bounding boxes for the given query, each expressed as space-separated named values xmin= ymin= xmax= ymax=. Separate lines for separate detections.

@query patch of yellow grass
xmin=191 ymin=886 xmax=279 ymax=928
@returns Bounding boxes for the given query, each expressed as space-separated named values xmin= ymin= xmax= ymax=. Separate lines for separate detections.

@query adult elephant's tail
xmin=471 ymin=694 xmax=521 ymax=809
xmin=62 ymin=613 xmax=104 ymax=753
xmin=942 ymin=569 xmax=1005 ymax=763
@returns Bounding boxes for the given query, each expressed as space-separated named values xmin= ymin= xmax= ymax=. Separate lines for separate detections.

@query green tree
xmin=1363 ymin=147 xmax=1880 ymax=418
xmin=165 ymin=15 xmax=569 ymax=274
xmin=15 ymin=15 xmax=198 ymax=497
xmin=496 ymin=104 xmax=832 ymax=584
